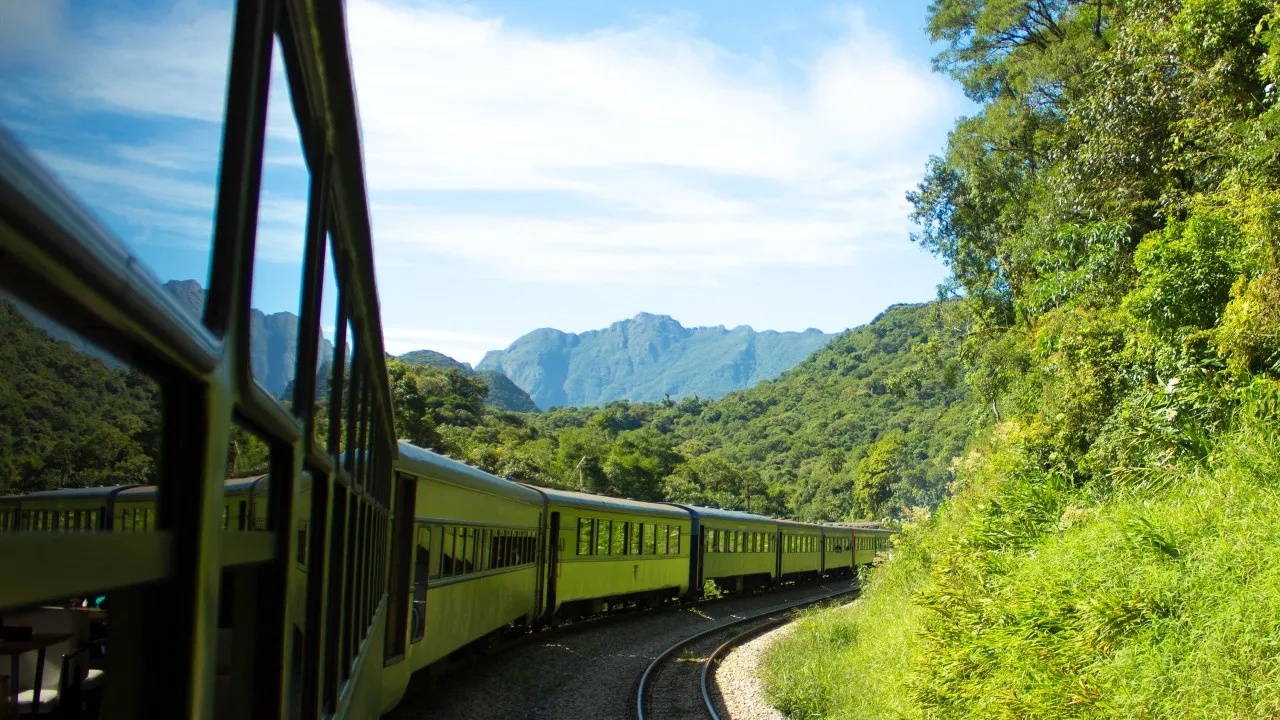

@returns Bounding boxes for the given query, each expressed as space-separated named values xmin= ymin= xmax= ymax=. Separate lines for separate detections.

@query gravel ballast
xmin=709 ymin=622 xmax=795 ymax=720
xmin=388 ymin=583 xmax=850 ymax=720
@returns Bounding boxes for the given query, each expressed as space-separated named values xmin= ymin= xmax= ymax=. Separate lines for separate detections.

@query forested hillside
xmin=397 ymin=302 xmax=977 ymax=522
xmin=762 ymin=1 xmax=1280 ymax=717
xmin=0 ymin=299 xmax=161 ymax=493
xmin=396 ymin=349 xmax=539 ymax=413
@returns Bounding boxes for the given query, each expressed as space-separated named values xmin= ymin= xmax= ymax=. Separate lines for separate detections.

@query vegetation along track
xmin=633 ymin=588 xmax=853 ymax=720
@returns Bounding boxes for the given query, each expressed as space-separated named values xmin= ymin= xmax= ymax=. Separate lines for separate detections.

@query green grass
xmin=761 ymin=416 xmax=1280 ymax=719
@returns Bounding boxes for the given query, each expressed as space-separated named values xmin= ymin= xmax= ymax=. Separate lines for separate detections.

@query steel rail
xmin=700 ymin=615 xmax=791 ymax=720
xmin=633 ymin=586 xmax=853 ymax=720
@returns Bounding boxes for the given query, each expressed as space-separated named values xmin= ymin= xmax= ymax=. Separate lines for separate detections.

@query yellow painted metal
xmin=700 ymin=518 xmax=777 ymax=582
xmin=550 ymin=507 xmax=691 ymax=611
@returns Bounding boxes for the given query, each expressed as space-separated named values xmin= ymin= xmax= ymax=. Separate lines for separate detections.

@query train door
xmin=774 ymin=529 xmax=783 ymax=579
xmin=690 ymin=515 xmax=704 ymax=594
xmin=384 ymin=474 xmax=415 ymax=663
xmin=544 ymin=511 xmax=560 ymax=623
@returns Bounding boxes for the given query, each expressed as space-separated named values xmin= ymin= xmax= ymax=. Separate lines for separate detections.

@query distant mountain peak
xmin=477 ymin=314 xmax=835 ymax=410
xmin=160 ymin=279 xmax=331 ymax=398
xmin=396 ymin=349 xmax=538 ymax=413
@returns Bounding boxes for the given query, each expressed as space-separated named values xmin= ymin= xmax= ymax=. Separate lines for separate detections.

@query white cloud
xmin=344 ymin=0 xmax=959 ymax=283
xmin=7 ymin=0 xmax=961 ymax=295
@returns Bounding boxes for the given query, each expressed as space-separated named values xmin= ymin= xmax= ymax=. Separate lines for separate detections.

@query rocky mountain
xmin=396 ymin=349 xmax=538 ymax=413
xmin=162 ymin=280 xmax=332 ymax=398
xmin=476 ymin=313 xmax=835 ymax=410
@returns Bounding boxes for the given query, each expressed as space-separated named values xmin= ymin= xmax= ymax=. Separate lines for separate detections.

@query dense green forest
xmin=0 ymin=300 xmax=161 ymax=494
xmin=3 ymin=295 xmax=972 ymax=527
xmin=387 ymin=302 xmax=978 ymax=522
xmin=761 ymin=0 xmax=1280 ymax=717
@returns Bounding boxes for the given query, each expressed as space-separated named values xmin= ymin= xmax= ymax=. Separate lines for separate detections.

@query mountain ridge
xmin=477 ymin=313 xmax=835 ymax=410
xmin=395 ymin=349 xmax=538 ymax=413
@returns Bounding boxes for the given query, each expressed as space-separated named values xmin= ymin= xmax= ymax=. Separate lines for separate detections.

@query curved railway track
xmin=633 ymin=588 xmax=853 ymax=720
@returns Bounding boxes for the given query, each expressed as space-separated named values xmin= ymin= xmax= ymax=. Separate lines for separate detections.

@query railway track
xmin=633 ymin=587 xmax=853 ymax=720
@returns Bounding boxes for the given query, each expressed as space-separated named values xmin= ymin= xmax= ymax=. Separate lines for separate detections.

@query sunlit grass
xmin=761 ymin=417 xmax=1280 ymax=719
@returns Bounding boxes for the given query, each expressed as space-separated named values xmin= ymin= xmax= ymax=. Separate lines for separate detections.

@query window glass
xmin=226 ymin=422 xmax=271 ymax=531
xmin=411 ymin=526 xmax=429 ymax=641
xmin=626 ymin=522 xmax=639 ymax=555
xmin=0 ymin=295 xmax=162 ymax=534
xmin=642 ymin=524 xmax=655 ymax=555
xmin=250 ymin=39 xmax=309 ymax=399
xmin=657 ymin=525 xmax=668 ymax=555
xmin=0 ymin=1 xmax=234 ymax=324
xmin=610 ymin=521 xmax=625 ymax=556
xmin=596 ymin=519 xmax=611 ymax=555
xmin=577 ymin=517 xmax=592 ymax=555
xmin=668 ymin=526 xmax=680 ymax=555
xmin=313 ymin=233 xmax=339 ymax=449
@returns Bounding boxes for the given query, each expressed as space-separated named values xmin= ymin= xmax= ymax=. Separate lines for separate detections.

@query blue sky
xmin=0 ymin=0 xmax=970 ymax=366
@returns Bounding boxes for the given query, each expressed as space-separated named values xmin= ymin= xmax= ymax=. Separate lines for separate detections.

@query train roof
xmin=776 ymin=518 xmax=829 ymax=532
xmin=521 ymin=485 xmax=689 ymax=520
xmin=396 ymin=441 xmax=542 ymax=505
xmin=666 ymin=504 xmax=778 ymax=525
xmin=826 ymin=522 xmax=897 ymax=533
xmin=0 ymin=476 xmax=268 ymax=503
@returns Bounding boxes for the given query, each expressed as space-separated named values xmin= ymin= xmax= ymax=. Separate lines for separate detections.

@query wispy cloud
xmin=344 ymin=0 xmax=960 ymax=283
xmin=1 ymin=0 xmax=961 ymax=319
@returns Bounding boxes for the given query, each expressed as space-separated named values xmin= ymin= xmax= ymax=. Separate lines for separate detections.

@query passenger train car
xmin=0 ymin=443 xmax=895 ymax=715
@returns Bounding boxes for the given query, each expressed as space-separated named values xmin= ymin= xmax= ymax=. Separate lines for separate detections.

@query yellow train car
xmin=778 ymin=519 xmax=825 ymax=581
xmin=821 ymin=524 xmax=854 ymax=578
xmin=673 ymin=505 xmax=779 ymax=593
xmin=379 ymin=443 xmax=544 ymax=712
xmin=852 ymin=523 xmax=895 ymax=565
xmin=526 ymin=487 xmax=692 ymax=619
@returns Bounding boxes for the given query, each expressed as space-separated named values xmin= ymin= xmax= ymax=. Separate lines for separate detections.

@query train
xmin=0 ymin=441 xmax=893 ymax=715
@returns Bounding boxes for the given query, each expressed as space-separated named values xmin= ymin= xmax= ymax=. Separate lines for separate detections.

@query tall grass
xmin=761 ymin=414 xmax=1280 ymax=719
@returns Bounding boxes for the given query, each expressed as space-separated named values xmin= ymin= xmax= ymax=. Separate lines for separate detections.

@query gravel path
xmin=388 ymin=583 xmax=850 ymax=720
xmin=708 ymin=622 xmax=796 ymax=720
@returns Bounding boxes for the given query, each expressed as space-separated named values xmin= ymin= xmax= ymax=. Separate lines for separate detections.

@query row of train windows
xmin=220 ymin=501 xmax=265 ymax=531
xmin=825 ymin=536 xmax=851 ymax=552
xmin=13 ymin=509 xmax=102 ymax=531
xmin=703 ymin=528 xmax=772 ymax=554
xmin=6 ymin=504 xmax=266 ymax=533
xmin=856 ymin=536 xmax=889 ymax=551
xmin=413 ymin=524 xmax=538 ymax=582
xmin=576 ymin=518 xmax=681 ymax=556
xmin=783 ymin=534 xmax=819 ymax=553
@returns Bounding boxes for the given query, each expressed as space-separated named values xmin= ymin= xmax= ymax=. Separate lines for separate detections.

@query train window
xmin=0 ymin=2 xmax=234 ymax=324
xmin=671 ymin=526 xmax=681 ymax=554
xmin=610 ymin=521 xmax=625 ymax=556
xmin=441 ymin=526 xmax=455 ymax=576
xmin=625 ymin=522 xmax=638 ymax=555
xmin=250 ymin=41 xmax=309 ymax=400
xmin=313 ymin=234 xmax=339 ymax=451
xmin=296 ymin=524 xmax=307 ymax=566
xmin=411 ymin=527 xmax=429 ymax=642
xmin=596 ymin=519 xmax=611 ymax=555
xmin=0 ymin=297 xmax=163 ymax=529
xmin=642 ymin=524 xmax=655 ymax=554
xmin=577 ymin=517 xmax=592 ymax=555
